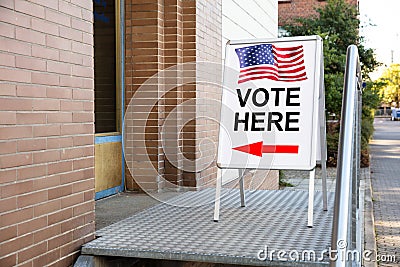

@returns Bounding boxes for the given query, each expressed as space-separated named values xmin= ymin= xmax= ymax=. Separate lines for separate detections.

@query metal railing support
xmin=330 ymin=45 xmax=363 ymax=267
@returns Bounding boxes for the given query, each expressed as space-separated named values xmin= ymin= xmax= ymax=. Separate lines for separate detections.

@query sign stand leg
xmin=321 ymin=159 xmax=328 ymax=211
xmin=239 ymin=169 xmax=246 ymax=207
xmin=319 ymin=52 xmax=328 ymax=212
xmin=307 ymin=168 xmax=316 ymax=227
xmin=213 ymin=173 xmax=222 ymax=222
xmin=319 ymin=100 xmax=328 ymax=211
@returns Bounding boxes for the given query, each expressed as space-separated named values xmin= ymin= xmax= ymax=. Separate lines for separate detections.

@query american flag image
xmin=235 ymin=44 xmax=307 ymax=84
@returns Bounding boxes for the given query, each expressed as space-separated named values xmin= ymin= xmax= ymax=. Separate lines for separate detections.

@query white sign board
xmin=217 ymin=36 xmax=323 ymax=170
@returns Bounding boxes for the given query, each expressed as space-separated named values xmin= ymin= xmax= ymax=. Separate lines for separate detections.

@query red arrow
xmin=232 ymin=141 xmax=299 ymax=157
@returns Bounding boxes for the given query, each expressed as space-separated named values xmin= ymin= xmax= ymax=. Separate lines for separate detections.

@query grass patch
xmin=279 ymin=170 xmax=294 ymax=187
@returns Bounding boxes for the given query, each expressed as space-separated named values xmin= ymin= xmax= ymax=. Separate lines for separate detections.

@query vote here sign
xmin=217 ymin=36 xmax=323 ymax=170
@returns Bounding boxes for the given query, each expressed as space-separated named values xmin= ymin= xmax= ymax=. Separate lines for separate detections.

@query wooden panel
xmin=95 ymin=141 xmax=122 ymax=192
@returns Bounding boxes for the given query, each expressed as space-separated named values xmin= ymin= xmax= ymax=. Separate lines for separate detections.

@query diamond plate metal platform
xmin=82 ymin=189 xmax=335 ymax=266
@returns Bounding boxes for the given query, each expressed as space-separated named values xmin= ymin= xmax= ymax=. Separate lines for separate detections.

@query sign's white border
xmin=217 ymin=35 xmax=324 ymax=171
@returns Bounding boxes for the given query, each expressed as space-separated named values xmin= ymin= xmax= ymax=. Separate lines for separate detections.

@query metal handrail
xmin=330 ymin=45 xmax=363 ymax=267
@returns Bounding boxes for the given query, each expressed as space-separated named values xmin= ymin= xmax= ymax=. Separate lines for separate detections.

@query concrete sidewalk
xmin=95 ymin=191 xmax=182 ymax=231
xmin=281 ymin=167 xmax=337 ymax=192
xmin=370 ymin=118 xmax=400 ymax=266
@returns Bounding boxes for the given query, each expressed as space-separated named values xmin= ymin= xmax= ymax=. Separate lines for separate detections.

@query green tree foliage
xmin=282 ymin=0 xmax=381 ymax=166
xmin=376 ymin=64 xmax=400 ymax=107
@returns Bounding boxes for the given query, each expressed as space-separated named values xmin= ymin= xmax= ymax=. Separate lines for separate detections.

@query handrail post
xmin=330 ymin=45 xmax=362 ymax=267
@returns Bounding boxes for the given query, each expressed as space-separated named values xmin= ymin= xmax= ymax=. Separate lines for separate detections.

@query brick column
xmin=125 ymin=0 xmax=165 ymax=191
xmin=124 ymin=0 xmax=224 ymax=191
xmin=162 ymin=0 xmax=184 ymax=188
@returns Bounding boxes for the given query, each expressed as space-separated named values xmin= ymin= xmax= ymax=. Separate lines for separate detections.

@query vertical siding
xmin=222 ymin=0 xmax=278 ymax=56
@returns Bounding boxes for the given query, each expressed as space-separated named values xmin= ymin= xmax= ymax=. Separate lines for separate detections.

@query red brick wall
xmin=278 ymin=0 xmax=358 ymax=26
xmin=0 ymin=1 xmax=95 ymax=266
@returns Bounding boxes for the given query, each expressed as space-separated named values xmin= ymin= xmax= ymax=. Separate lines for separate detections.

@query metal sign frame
xmin=214 ymin=36 xmax=328 ymax=227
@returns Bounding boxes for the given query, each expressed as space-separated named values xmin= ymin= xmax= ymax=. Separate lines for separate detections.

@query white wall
xmin=222 ymin=0 xmax=278 ymax=57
